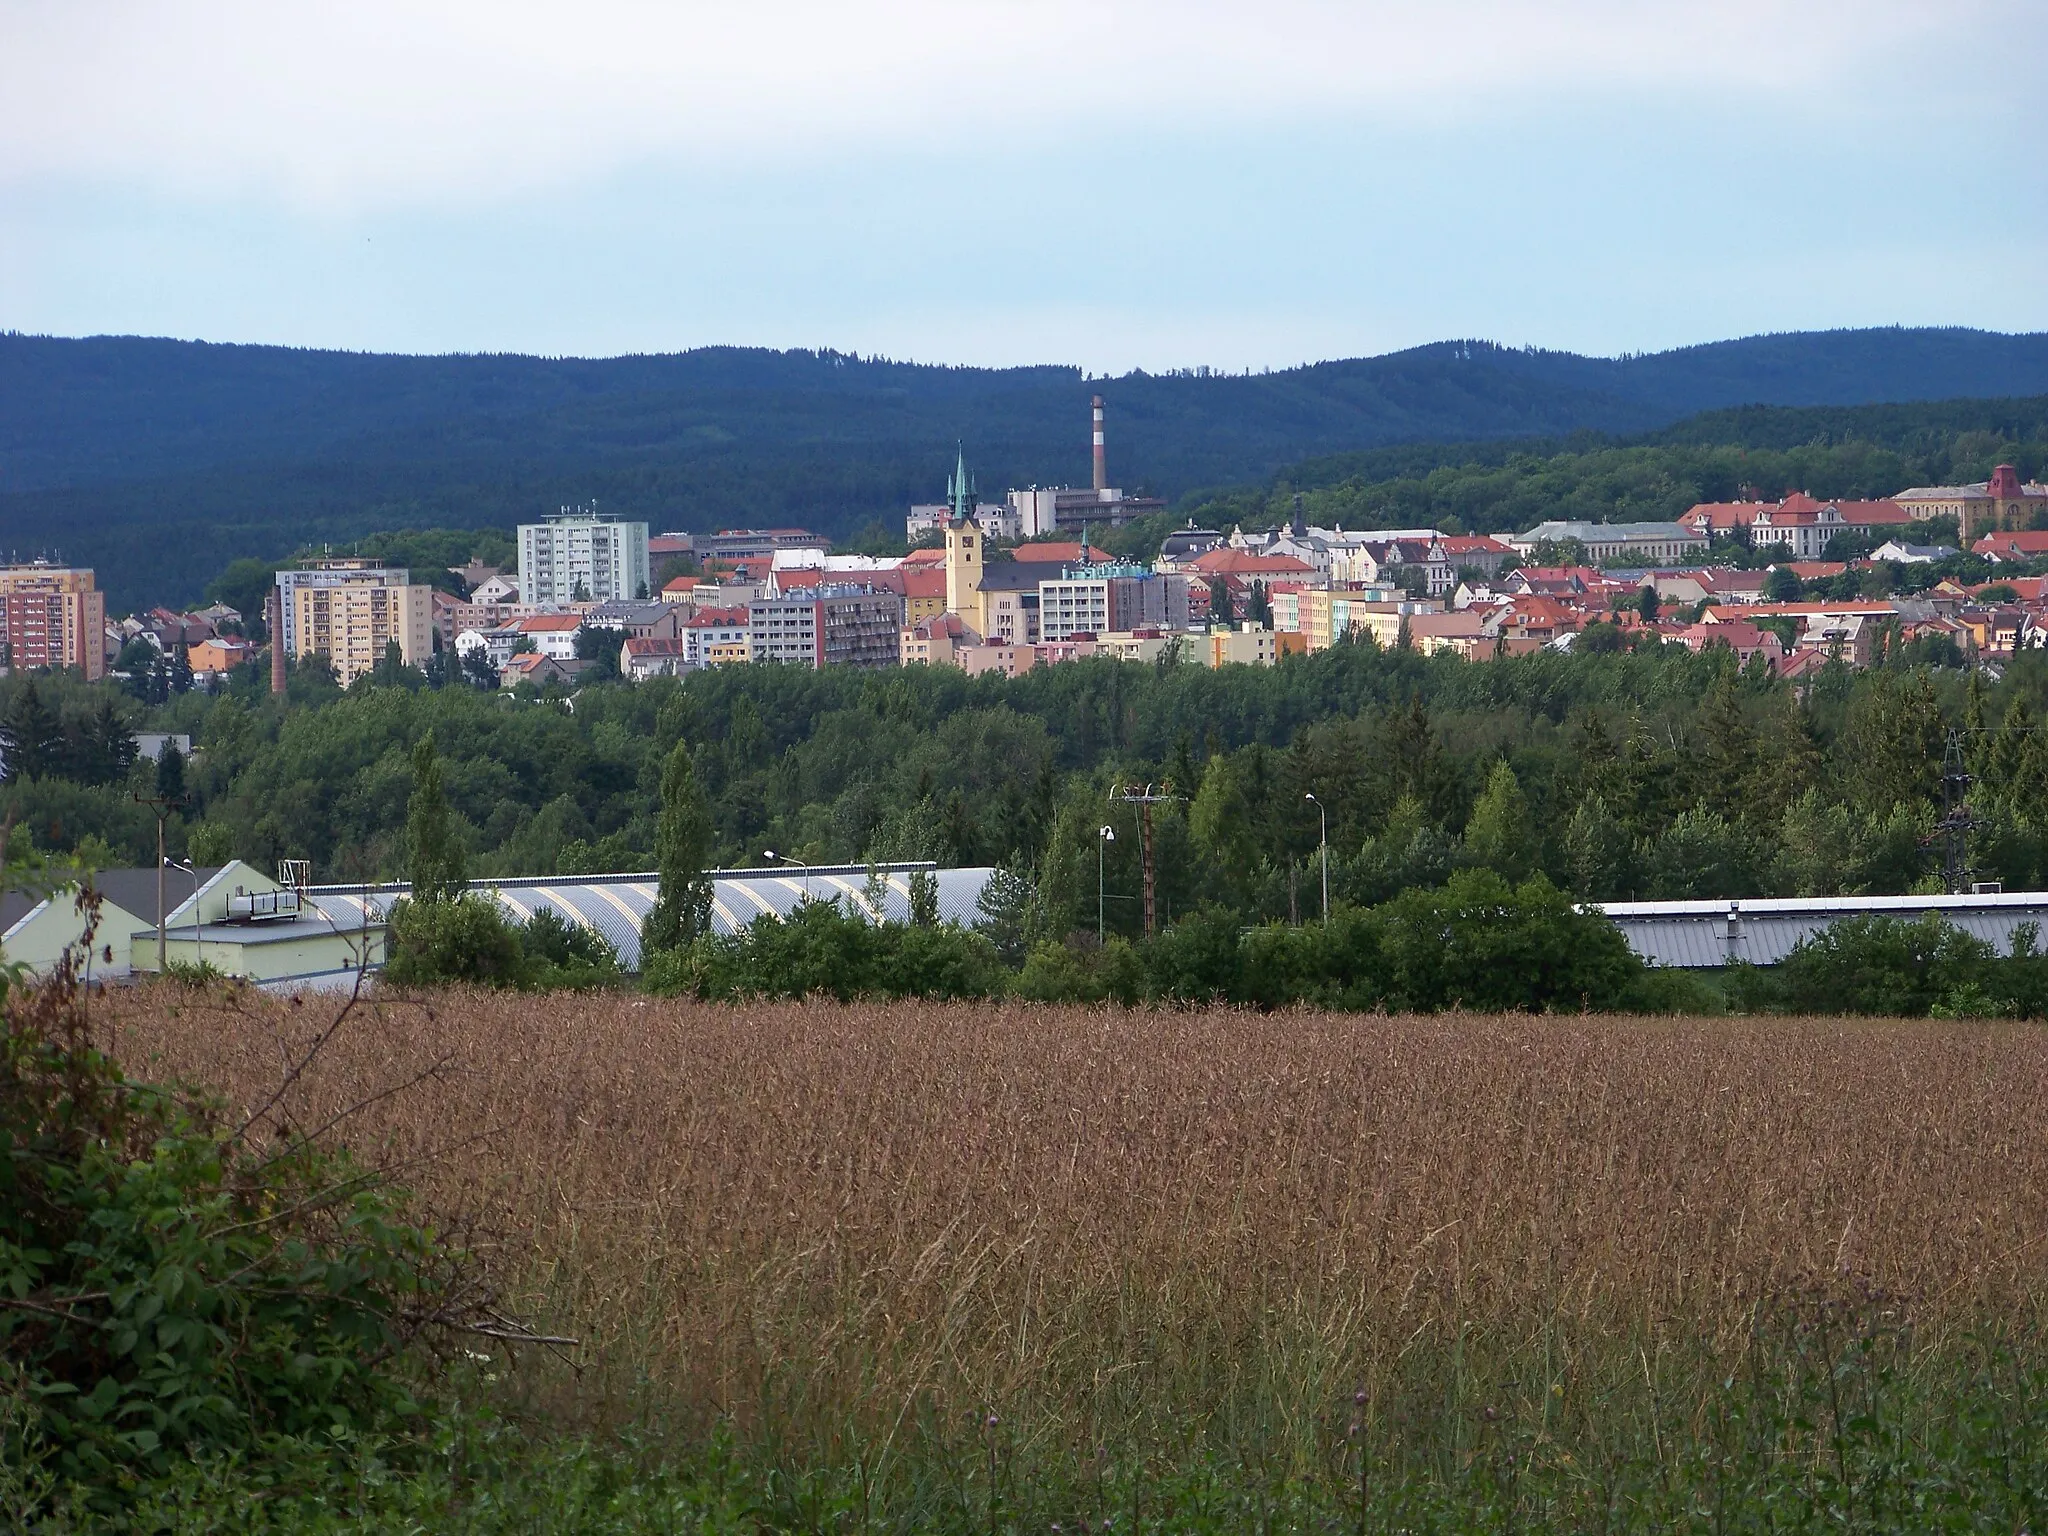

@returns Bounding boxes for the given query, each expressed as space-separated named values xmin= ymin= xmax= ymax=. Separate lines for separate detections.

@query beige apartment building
xmin=290 ymin=579 xmax=434 ymax=685
xmin=0 ymin=563 xmax=106 ymax=680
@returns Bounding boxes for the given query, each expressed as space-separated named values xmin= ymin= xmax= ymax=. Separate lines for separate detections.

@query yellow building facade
xmin=291 ymin=581 xmax=434 ymax=685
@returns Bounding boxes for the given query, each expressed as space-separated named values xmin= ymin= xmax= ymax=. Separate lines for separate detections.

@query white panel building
xmin=517 ymin=511 xmax=651 ymax=606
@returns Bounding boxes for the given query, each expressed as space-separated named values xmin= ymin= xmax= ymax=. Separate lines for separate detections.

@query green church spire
xmin=948 ymin=443 xmax=976 ymax=525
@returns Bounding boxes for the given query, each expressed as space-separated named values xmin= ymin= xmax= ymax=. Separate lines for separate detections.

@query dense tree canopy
xmin=9 ymin=636 xmax=2048 ymax=929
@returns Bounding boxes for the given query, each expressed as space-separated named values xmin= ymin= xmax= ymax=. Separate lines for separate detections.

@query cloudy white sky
xmin=2 ymin=1 xmax=2042 ymax=370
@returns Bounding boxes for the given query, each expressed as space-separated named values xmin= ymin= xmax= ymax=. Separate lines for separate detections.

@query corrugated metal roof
xmin=315 ymin=863 xmax=997 ymax=971
xmin=1598 ymin=892 xmax=2048 ymax=969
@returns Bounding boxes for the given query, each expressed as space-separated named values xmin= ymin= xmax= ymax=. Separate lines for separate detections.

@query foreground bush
xmin=385 ymin=893 xmax=526 ymax=987
xmin=0 ymin=987 xmax=469 ymax=1502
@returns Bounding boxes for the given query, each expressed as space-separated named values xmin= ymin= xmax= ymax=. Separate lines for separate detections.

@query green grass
xmin=19 ymin=1310 xmax=2048 ymax=1533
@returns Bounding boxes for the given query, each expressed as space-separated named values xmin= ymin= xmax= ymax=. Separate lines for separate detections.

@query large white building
xmin=748 ymin=587 xmax=903 ymax=669
xmin=517 ymin=510 xmax=651 ymax=606
xmin=1038 ymin=564 xmax=1191 ymax=642
xmin=1508 ymin=521 xmax=1707 ymax=565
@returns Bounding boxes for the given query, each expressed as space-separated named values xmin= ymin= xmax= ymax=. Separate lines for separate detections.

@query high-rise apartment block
xmin=277 ymin=559 xmax=433 ymax=686
xmin=517 ymin=510 xmax=651 ymax=606
xmin=275 ymin=559 xmax=418 ymax=658
xmin=1038 ymin=564 xmax=1191 ymax=642
xmin=748 ymin=587 xmax=903 ymax=669
xmin=0 ymin=563 xmax=106 ymax=680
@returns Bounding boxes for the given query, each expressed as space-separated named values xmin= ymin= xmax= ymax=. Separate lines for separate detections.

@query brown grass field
xmin=95 ymin=986 xmax=2048 ymax=1470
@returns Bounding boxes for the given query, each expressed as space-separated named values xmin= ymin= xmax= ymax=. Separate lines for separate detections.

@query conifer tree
xmin=0 ymin=681 xmax=64 ymax=782
xmin=405 ymin=731 xmax=466 ymax=903
xmin=643 ymin=739 xmax=714 ymax=955
xmin=1696 ymin=673 xmax=1757 ymax=822
xmin=1563 ymin=795 xmax=1632 ymax=900
xmin=1465 ymin=759 xmax=1537 ymax=882
xmin=154 ymin=743 xmax=187 ymax=802
xmin=907 ymin=866 xmax=940 ymax=927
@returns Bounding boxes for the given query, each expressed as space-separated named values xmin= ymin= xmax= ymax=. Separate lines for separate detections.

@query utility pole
xmin=1305 ymin=791 xmax=1328 ymax=926
xmin=1097 ymin=824 xmax=1115 ymax=942
xmin=1932 ymin=728 xmax=1981 ymax=895
xmin=1111 ymin=783 xmax=1182 ymax=937
xmin=133 ymin=791 xmax=183 ymax=971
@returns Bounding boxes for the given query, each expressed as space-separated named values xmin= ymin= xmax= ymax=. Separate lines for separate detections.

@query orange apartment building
xmin=0 ymin=563 xmax=106 ymax=680
xmin=289 ymin=577 xmax=434 ymax=686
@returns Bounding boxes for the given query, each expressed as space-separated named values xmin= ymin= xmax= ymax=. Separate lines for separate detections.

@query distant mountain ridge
xmin=4 ymin=326 xmax=2047 ymax=608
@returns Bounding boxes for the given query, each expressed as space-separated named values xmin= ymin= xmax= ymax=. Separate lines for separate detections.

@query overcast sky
xmin=2 ymin=1 xmax=2042 ymax=372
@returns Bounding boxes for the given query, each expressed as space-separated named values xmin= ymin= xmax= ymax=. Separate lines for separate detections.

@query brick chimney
xmin=267 ymin=587 xmax=287 ymax=694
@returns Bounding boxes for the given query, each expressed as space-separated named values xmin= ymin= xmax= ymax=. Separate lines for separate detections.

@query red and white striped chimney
xmin=1091 ymin=394 xmax=1107 ymax=493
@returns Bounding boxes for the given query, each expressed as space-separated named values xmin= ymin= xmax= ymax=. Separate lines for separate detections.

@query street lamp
xmin=762 ymin=849 xmax=813 ymax=904
xmin=1097 ymin=825 xmax=1116 ymax=942
xmin=1303 ymin=793 xmax=1328 ymax=927
xmin=165 ymin=856 xmax=204 ymax=971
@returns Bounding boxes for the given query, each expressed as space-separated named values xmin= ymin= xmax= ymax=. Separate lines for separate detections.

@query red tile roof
xmin=1974 ymin=531 xmax=2048 ymax=558
xmin=1189 ymin=549 xmax=1317 ymax=576
xmin=686 ymin=606 xmax=749 ymax=627
xmin=1682 ymin=502 xmax=1767 ymax=532
xmin=1833 ymin=500 xmax=1909 ymax=525
xmin=623 ymin=636 xmax=689 ymax=658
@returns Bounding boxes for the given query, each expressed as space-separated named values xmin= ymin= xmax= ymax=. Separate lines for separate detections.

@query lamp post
xmin=1097 ymin=824 xmax=1116 ymax=942
xmin=1304 ymin=792 xmax=1328 ymax=926
xmin=762 ymin=849 xmax=813 ymax=904
xmin=165 ymin=857 xmax=204 ymax=970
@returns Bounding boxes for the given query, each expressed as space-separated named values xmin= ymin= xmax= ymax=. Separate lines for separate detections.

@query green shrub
xmin=1620 ymin=965 xmax=1726 ymax=1014
xmin=1375 ymin=870 xmax=1643 ymax=1011
xmin=384 ymin=894 xmax=526 ymax=987
xmin=877 ymin=920 xmax=1007 ymax=1000
xmin=652 ymin=899 xmax=1003 ymax=1002
xmin=1015 ymin=936 xmax=1143 ymax=1005
xmin=520 ymin=906 xmax=620 ymax=990
xmin=0 ymin=964 xmax=461 ymax=1495
xmin=1143 ymin=906 xmax=1245 ymax=1003
xmin=1235 ymin=905 xmax=1391 ymax=1010
xmin=1773 ymin=913 xmax=1998 ymax=1016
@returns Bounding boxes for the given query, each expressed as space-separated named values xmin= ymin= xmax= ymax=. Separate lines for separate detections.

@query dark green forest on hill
xmin=7 ymin=327 xmax=2048 ymax=607
xmin=1184 ymin=396 xmax=2048 ymax=536
xmin=74 ymin=392 xmax=2048 ymax=616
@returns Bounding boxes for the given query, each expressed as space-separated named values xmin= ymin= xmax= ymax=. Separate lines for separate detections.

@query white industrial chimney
xmin=1091 ymin=394 xmax=1107 ymax=494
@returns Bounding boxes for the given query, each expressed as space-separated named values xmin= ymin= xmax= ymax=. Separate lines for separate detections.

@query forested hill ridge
xmin=5 ymin=325 xmax=2048 ymax=609
xmin=1186 ymin=393 xmax=2048 ymax=536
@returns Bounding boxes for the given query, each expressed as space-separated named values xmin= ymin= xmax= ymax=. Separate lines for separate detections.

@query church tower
xmin=944 ymin=445 xmax=983 ymax=625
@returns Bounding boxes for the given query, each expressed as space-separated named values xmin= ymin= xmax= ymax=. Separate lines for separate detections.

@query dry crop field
xmin=97 ymin=987 xmax=2048 ymax=1493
